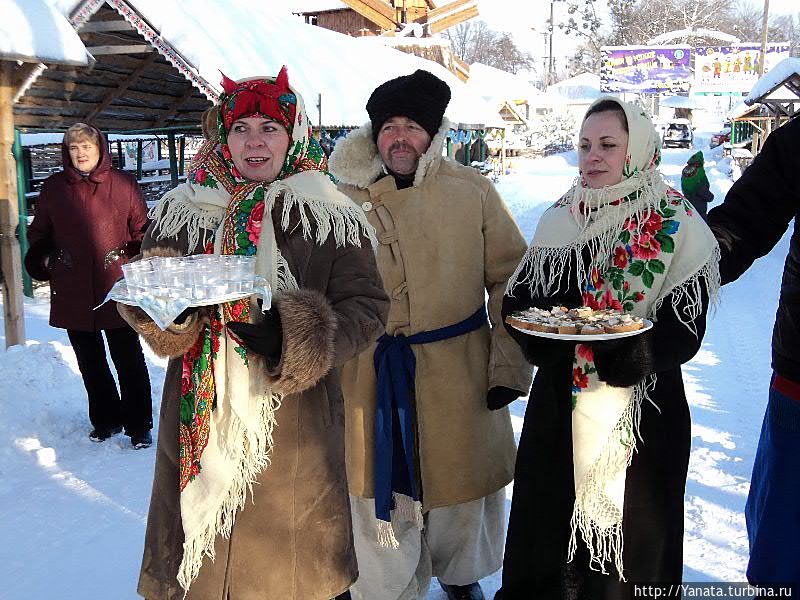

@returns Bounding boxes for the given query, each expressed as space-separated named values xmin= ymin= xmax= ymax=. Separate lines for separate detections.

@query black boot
xmin=439 ymin=581 xmax=485 ymax=600
xmin=89 ymin=425 xmax=122 ymax=442
xmin=332 ymin=592 xmax=351 ymax=600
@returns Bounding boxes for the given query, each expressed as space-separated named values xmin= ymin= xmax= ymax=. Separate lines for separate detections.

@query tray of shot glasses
xmin=100 ymin=254 xmax=271 ymax=329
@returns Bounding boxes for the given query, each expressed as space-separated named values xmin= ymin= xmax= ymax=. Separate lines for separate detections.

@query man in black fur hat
xmin=329 ymin=70 xmax=533 ymax=600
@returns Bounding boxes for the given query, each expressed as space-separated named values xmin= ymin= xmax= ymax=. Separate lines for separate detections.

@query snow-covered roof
xmin=661 ymin=95 xmax=703 ymax=109
xmin=290 ymin=0 xmax=348 ymax=13
xmin=745 ymin=57 xmax=800 ymax=104
xmin=0 ymin=0 xmax=88 ymax=66
xmin=53 ymin=1 xmax=500 ymax=129
xmin=548 ymin=73 xmax=602 ymax=103
xmin=467 ymin=63 xmax=542 ymax=102
xmin=727 ymin=101 xmax=759 ymax=120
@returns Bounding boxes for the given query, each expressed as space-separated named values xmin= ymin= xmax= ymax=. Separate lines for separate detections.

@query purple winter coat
xmin=25 ymin=128 xmax=149 ymax=331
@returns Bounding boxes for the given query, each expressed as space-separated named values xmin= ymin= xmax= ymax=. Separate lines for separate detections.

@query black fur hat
xmin=367 ymin=70 xmax=451 ymax=142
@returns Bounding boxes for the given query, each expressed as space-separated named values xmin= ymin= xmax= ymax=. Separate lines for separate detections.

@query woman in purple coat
xmin=25 ymin=122 xmax=153 ymax=449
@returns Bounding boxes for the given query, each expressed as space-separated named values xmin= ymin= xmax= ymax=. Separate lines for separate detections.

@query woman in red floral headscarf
xmin=119 ymin=68 xmax=388 ymax=600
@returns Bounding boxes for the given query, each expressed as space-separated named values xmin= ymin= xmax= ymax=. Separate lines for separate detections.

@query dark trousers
xmin=67 ymin=326 xmax=152 ymax=435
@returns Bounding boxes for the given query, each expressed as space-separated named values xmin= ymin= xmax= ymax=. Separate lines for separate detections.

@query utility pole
xmin=758 ymin=0 xmax=770 ymax=77
xmin=548 ymin=0 xmax=555 ymax=86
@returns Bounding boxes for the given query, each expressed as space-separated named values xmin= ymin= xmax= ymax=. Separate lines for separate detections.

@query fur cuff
xmin=118 ymin=303 xmax=207 ymax=358
xmin=142 ymin=246 xmax=183 ymax=259
xmin=266 ymin=288 xmax=337 ymax=396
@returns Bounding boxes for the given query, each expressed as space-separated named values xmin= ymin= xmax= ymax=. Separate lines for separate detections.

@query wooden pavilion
xmin=295 ymin=0 xmax=478 ymax=81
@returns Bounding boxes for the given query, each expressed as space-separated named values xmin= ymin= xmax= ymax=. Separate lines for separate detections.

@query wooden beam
xmin=85 ymin=45 xmax=155 ymax=56
xmin=0 ymin=62 xmax=26 ymax=347
xmin=150 ymin=86 xmax=202 ymax=128
xmin=84 ymin=53 xmax=159 ymax=122
xmin=79 ymin=21 xmax=135 ymax=33
xmin=340 ymin=0 xmax=398 ymax=30
xmin=428 ymin=5 xmax=479 ymax=34
xmin=12 ymin=112 xmax=204 ymax=131
xmin=426 ymin=0 xmax=474 ymax=19
xmin=22 ymin=79 xmax=204 ymax=107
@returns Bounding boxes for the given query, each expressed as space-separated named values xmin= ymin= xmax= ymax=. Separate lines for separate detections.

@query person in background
xmin=121 ymin=68 xmax=388 ymax=600
xmin=25 ymin=122 xmax=153 ymax=449
xmin=707 ymin=114 xmax=800 ymax=589
xmin=681 ymin=150 xmax=713 ymax=221
xmin=329 ymin=69 xmax=532 ymax=600
xmin=498 ymin=97 xmax=720 ymax=599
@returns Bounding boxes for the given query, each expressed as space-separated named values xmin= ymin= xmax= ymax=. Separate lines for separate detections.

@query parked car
xmin=710 ymin=126 xmax=731 ymax=149
xmin=662 ymin=118 xmax=694 ymax=149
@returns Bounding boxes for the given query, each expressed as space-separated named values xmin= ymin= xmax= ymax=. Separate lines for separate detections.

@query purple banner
xmin=600 ymin=46 xmax=691 ymax=94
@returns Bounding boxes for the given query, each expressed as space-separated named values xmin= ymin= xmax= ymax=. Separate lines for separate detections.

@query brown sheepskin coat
xmin=329 ymin=121 xmax=533 ymax=510
xmin=121 ymin=199 xmax=389 ymax=600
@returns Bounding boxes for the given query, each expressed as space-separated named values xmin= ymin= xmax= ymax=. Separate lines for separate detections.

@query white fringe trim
xmin=375 ymin=493 xmax=425 ymax=550
xmin=507 ymin=172 xmax=665 ymax=299
xmin=149 ymin=187 xmax=226 ymax=254
xmin=177 ymin=390 xmax=283 ymax=591
xmin=651 ymin=246 xmax=721 ymax=336
xmin=567 ymin=377 xmax=654 ymax=580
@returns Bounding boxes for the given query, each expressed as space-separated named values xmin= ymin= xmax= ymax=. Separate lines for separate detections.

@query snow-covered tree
xmin=526 ymin=110 xmax=577 ymax=155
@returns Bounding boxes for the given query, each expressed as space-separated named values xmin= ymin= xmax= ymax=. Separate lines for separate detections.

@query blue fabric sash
xmin=372 ymin=305 xmax=488 ymax=523
xmin=746 ymin=372 xmax=800 ymax=587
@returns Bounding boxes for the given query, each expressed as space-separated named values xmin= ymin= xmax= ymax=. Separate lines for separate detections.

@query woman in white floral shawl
xmin=496 ymin=97 xmax=720 ymax=600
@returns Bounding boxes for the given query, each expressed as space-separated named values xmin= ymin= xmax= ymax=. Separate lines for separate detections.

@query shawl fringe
xmin=375 ymin=493 xmax=424 ymax=549
xmin=178 ymin=388 xmax=283 ymax=591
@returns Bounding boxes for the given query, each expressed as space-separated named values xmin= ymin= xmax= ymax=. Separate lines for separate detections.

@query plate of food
xmin=505 ymin=306 xmax=652 ymax=341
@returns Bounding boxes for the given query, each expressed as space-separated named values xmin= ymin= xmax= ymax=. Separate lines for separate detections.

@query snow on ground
xmin=0 ymin=134 xmax=786 ymax=598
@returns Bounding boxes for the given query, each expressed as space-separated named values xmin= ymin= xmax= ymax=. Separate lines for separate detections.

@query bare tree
xmin=606 ymin=0 xmax=737 ymax=46
xmin=560 ymin=0 xmax=607 ymax=77
xmin=444 ymin=20 xmax=535 ymax=74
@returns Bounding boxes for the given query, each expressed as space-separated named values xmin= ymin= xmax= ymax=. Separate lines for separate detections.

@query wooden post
xmin=0 ymin=61 xmax=26 ymax=347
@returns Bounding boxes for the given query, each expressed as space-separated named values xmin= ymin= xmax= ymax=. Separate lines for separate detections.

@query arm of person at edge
xmin=706 ymin=117 xmax=799 ymax=285
xmin=590 ymin=278 xmax=710 ymax=388
xmin=482 ymin=181 xmax=536 ymax=409
xmin=24 ymin=178 xmax=56 ymax=281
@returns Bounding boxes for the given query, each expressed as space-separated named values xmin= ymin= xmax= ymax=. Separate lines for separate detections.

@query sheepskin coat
xmin=329 ymin=120 xmax=533 ymax=510
xmin=121 ymin=198 xmax=389 ymax=600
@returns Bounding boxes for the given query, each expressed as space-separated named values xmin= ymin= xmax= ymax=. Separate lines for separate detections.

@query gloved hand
xmin=590 ymin=331 xmax=654 ymax=388
xmin=45 ymin=248 xmax=72 ymax=270
xmin=226 ymin=308 xmax=283 ymax=361
xmin=487 ymin=386 xmax=524 ymax=410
